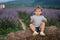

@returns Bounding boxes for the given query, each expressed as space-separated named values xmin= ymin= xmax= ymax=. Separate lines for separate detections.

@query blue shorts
xmin=36 ymin=27 xmax=40 ymax=32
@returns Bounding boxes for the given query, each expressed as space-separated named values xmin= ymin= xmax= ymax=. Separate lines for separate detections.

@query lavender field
xmin=0 ymin=8 xmax=60 ymax=28
xmin=0 ymin=8 xmax=60 ymax=25
xmin=12 ymin=7 xmax=60 ymax=21
xmin=0 ymin=8 xmax=60 ymax=36
xmin=0 ymin=8 xmax=23 ymax=35
xmin=16 ymin=8 xmax=60 ymax=28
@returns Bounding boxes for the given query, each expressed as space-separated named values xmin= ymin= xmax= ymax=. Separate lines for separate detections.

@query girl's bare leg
xmin=40 ymin=22 xmax=45 ymax=32
xmin=29 ymin=24 xmax=38 ymax=35
xmin=29 ymin=24 xmax=36 ymax=32
xmin=40 ymin=22 xmax=45 ymax=35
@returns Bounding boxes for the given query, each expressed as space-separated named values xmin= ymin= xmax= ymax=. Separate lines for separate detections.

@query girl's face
xmin=34 ymin=8 xmax=42 ymax=16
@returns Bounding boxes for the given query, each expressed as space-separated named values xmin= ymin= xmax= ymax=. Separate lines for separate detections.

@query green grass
xmin=18 ymin=12 xmax=30 ymax=28
xmin=0 ymin=24 xmax=23 ymax=35
xmin=0 ymin=18 xmax=23 ymax=35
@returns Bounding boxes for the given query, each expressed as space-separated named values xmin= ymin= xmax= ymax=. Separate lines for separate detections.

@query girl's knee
xmin=29 ymin=24 xmax=33 ymax=27
xmin=41 ymin=22 xmax=45 ymax=25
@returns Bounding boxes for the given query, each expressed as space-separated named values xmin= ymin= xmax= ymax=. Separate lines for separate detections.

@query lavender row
xmin=0 ymin=9 xmax=19 ymax=26
xmin=0 ymin=8 xmax=60 ymax=23
xmin=15 ymin=8 xmax=60 ymax=21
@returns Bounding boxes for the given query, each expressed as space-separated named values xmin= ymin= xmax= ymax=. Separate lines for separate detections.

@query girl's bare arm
xmin=43 ymin=18 xmax=47 ymax=23
xmin=30 ymin=18 xmax=34 ymax=24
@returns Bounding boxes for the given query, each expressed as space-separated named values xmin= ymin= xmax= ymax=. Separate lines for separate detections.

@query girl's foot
xmin=33 ymin=31 xmax=38 ymax=36
xmin=40 ymin=32 xmax=45 ymax=36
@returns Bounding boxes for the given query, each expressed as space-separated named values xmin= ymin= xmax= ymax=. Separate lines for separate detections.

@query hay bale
xmin=6 ymin=26 xmax=60 ymax=40
xmin=6 ymin=28 xmax=32 ymax=40
xmin=45 ymin=26 xmax=57 ymax=35
xmin=6 ymin=32 xmax=15 ymax=40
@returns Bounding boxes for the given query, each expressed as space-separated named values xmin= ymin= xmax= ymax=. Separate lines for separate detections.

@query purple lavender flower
xmin=0 ymin=9 xmax=19 ymax=26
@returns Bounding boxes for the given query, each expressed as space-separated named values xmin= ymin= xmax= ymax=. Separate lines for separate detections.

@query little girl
xmin=29 ymin=6 xmax=47 ymax=36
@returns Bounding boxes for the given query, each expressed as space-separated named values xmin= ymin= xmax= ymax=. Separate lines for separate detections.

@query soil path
xmin=19 ymin=19 xmax=26 ymax=30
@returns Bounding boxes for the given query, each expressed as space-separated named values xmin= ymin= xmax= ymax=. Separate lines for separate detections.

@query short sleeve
xmin=30 ymin=16 xmax=34 ymax=19
xmin=30 ymin=15 xmax=35 ymax=19
xmin=42 ymin=16 xmax=46 ymax=20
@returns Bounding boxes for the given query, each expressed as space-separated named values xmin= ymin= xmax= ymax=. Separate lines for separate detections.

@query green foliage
xmin=18 ymin=12 xmax=30 ymax=27
xmin=46 ymin=18 xmax=57 ymax=26
xmin=0 ymin=19 xmax=16 ymax=29
xmin=46 ymin=17 xmax=60 ymax=28
xmin=0 ymin=18 xmax=23 ymax=35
